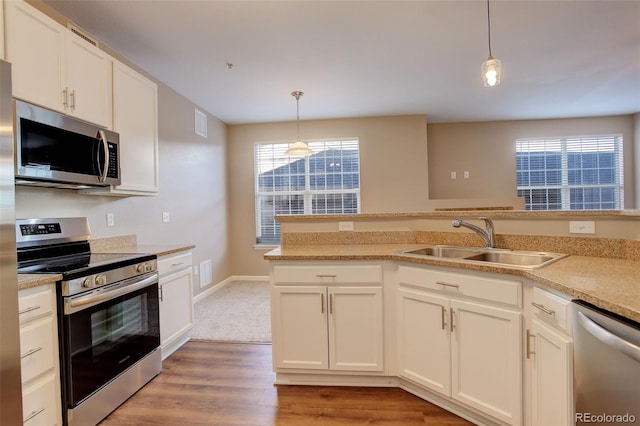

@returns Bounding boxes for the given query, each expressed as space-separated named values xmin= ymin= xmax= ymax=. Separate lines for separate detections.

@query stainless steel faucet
xmin=451 ymin=217 xmax=495 ymax=248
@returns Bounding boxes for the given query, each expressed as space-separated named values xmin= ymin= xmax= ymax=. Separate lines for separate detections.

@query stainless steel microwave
xmin=14 ymin=100 xmax=121 ymax=189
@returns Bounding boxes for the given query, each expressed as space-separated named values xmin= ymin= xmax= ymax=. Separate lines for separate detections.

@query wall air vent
xmin=195 ymin=108 xmax=208 ymax=138
xmin=67 ymin=23 xmax=99 ymax=47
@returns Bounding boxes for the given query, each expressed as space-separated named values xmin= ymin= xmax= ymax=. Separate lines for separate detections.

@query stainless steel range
xmin=17 ymin=217 xmax=161 ymax=426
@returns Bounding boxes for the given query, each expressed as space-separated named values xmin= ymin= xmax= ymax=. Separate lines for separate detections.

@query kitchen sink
xmin=402 ymin=246 xmax=483 ymax=258
xmin=398 ymin=245 xmax=567 ymax=269
xmin=463 ymin=251 xmax=562 ymax=267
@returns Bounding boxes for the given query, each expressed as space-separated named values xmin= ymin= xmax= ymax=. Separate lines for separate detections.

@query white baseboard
xmin=193 ymin=275 xmax=269 ymax=303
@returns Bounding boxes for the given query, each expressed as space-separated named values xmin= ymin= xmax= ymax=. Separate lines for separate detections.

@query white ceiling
xmin=42 ymin=0 xmax=640 ymax=125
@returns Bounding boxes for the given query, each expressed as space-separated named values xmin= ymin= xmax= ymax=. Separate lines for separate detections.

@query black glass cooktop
xmin=17 ymin=252 xmax=152 ymax=275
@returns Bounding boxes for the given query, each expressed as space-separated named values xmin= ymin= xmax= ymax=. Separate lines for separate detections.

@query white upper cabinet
xmin=83 ymin=60 xmax=159 ymax=195
xmin=5 ymin=0 xmax=112 ymax=128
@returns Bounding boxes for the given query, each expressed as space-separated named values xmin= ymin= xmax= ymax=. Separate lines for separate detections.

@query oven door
xmin=60 ymin=272 xmax=160 ymax=407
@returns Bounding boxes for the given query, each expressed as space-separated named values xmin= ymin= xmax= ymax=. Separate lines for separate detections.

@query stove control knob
xmin=144 ymin=263 xmax=152 ymax=272
xmin=136 ymin=264 xmax=145 ymax=273
xmin=83 ymin=277 xmax=95 ymax=288
xmin=95 ymin=275 xmax=107 ymax=286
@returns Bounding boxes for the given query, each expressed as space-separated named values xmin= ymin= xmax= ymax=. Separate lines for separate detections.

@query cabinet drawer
xmin=22 ymin=374 xmax=58 ymax=426
xmin=20 ymin=317 xmax=55 ymax=383
xmin=18 ymin=286 xmax=53 ymax=324
xmin=532 ymin=286 xmax=571 ymax=333
xmin=273 ymin=264 xmax=382 ymax=285
xmin=158 ymin=251 xmax=192 ymax=276
xmin=397 ymin=265 xmax=521 ymax=307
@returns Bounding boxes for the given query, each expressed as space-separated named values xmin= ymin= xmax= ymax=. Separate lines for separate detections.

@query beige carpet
xmin=191 ymin=281 xmax=271 ymax=343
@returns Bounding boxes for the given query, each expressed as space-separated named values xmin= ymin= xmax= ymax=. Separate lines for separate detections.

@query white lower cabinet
xmin=18 ymin=284 xmax=62 ymax=426
xmin=396 ymin=265 xmax=523 ymax=426
xmin=158 ymin=251 xmax=194 ymax=359
xmin=271 ymin=263 xmax=384 ymax=372
xmin=527 ymin=286 xmax=573 ymax=426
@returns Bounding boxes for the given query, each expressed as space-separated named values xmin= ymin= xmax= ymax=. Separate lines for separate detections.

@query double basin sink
xmin=398 ymin=245 xmax=567 ymax=269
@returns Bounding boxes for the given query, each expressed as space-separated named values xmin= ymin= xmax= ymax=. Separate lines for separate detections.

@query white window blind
xmin=516 ymin=135 xmax=623 ymax=210
xmin=254 ymin=139 xmax=360 ymax=244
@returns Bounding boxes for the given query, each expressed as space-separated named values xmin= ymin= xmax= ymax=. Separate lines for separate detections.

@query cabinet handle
xmin=316 ymin=274 xmax=337 ymax=279
xmin=159 ymin=286 xmax=163 ymax=302
xmin=18 ymin=305 xmax=41 ymax=315
xmin=23 ymin=407 xmax=45 ymax=423
xmin=329 ymin=294 xmax=333 ymax=314
xmin=171 ymin=262 xmax=185 ymax=267
xmin=526 ymin=329 xmax=536 ymax=359
xmin=531 ymin=302 xmax=555 ymax=316
xmin=320 ymin=293 xmax=324 ymax=314
xmin=436 ymin=281 xmax=460 ymax=289
xmin=21 ymin=346 xmax=43 ymax=359
xmin=70 ymin=90 xmax=76 ymax=111
xmin=441 ymin=306 xmax=447 ymax=330
xmin=450 ymin=309 xmax=456 ymax=332
xmin=62 ymin=88 xmax=68 ymax=107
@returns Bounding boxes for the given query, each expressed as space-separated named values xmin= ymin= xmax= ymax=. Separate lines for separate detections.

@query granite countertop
xmin=17 ymin=243 xmax=195 ymax=291
xmin=265 ymin=244 xmax=640 ymax=323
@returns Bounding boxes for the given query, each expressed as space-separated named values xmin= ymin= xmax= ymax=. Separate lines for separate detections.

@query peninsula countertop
xmin=265 ymin=244 xmax=640 ymax=323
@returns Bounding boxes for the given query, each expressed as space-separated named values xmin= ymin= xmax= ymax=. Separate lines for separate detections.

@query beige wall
xmin=227 ymin=115 xmax=429 ymax=276
xmin=427 ymin=115 xmax=636 ymax=208
xmin=16 ymin=83 xmax=231 ymax=297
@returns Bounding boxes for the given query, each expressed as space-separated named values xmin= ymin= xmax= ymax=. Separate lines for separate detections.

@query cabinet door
xmin=5 ymin=0 xmax=65 ymax=112
xmin=272 ymin=286 xmax=328 ymax=370
xmin=530 ymin=319 xmax=573 ymax=426
xmin=451 ymin=299 xmax=522 ymax=426
xmin=159 ymin=269 xmax=194 ymax=353
xmin=328 ymin=286 xmax=383 ymax=371
xmin=111 ymin=61 xmax=159 ymax=193
xmin=397 ymin=288 xmax=451 ymax=394
xmin=65 ymin=35 xmax=111 ymax=127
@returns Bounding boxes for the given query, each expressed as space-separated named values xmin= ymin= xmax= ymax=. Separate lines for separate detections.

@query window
xmin=255 ymin=139 xmax=360 ymax=244
xmin=516 ymin=135 xmax=623 ymax=210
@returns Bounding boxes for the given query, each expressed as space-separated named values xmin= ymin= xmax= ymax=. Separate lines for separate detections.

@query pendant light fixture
xmin=285 ymin=91 xmax=313 ymax=156
xmin=481 ymin=0 xmax=501 ymax=87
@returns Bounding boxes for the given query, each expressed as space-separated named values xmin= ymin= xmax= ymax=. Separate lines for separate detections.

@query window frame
xmin=516 ymin=134 xmax=624 ymax=210
xmin=254 ymin=138 xmax=361 ymax=245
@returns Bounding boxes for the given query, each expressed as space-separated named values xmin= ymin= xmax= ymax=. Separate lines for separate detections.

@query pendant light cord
xmin=487 ymin=0 xmax=493 ymax=57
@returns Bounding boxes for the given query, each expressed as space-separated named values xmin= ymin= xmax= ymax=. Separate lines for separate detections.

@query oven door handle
xmin=65 ymin=273 xmax=158 ymax=314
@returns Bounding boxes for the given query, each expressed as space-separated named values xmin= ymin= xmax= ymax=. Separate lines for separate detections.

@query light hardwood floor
xmin=100 ymin=341 xmax=472 ymax=425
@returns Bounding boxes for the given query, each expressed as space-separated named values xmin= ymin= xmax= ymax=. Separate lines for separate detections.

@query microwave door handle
xmin=97 ymin=129 xmax=109 ymax=182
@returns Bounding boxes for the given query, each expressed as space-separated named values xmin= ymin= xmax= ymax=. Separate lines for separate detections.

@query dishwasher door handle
xmin=577 ymin=311 xmax=640 ymax=363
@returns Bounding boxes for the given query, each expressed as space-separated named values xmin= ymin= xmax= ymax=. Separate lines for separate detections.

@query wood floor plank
xmin=99 ymin=341 xmax=472 ymax=426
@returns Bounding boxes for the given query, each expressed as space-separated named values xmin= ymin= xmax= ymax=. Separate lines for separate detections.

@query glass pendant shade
xmin=285 ymin=139 xmax=313 ymax=156
xmin=482 ymin=56 xmax=501 ymax=87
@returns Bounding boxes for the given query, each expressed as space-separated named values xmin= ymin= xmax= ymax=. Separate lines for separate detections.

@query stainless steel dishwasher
xmin=572 ymin=300 xmax=640 ymax=425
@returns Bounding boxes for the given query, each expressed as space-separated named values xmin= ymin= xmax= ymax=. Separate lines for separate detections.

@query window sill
xmin=254 ymin=244 xmax=279 ymax=250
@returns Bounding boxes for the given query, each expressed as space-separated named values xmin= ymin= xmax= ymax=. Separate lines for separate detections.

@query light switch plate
xmin=162 ymin=212 xmax=170 ymax=223
xmin=106 ymin=212 xmax=114 ymax=227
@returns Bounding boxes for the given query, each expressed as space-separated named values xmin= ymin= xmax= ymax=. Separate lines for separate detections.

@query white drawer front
xmin=273 ymin=264 xmax=383 ymax=285
xmin=18 ymin=286 xmax=53 ymax=324
xmin=532 ymin=286 xmax=571 ymax=333
xmin=397 ymin=265 xmax=521 ymax=307
xmin=158 ymin=251 xmax=193 ymax=276
xmin=20 ymin=317 xmax=55 ymax=383
xmin=22 ymin=374 xmax=58 ymax=426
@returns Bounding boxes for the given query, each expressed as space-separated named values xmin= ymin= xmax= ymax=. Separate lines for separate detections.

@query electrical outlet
xmin=162 ymin=212 xmax=170 ymax=223
xmin=569 ymin=221 xmax=596 ymax=234
xmin=450 ymin=171 xmax=457 ymax=180
xmin=463 ymin=171 xmax=470 ymax=179
xmin=106 ymin=212 xmax=114 ymax=227
xmin=338 ymin=221 xmax=354 ymax=231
